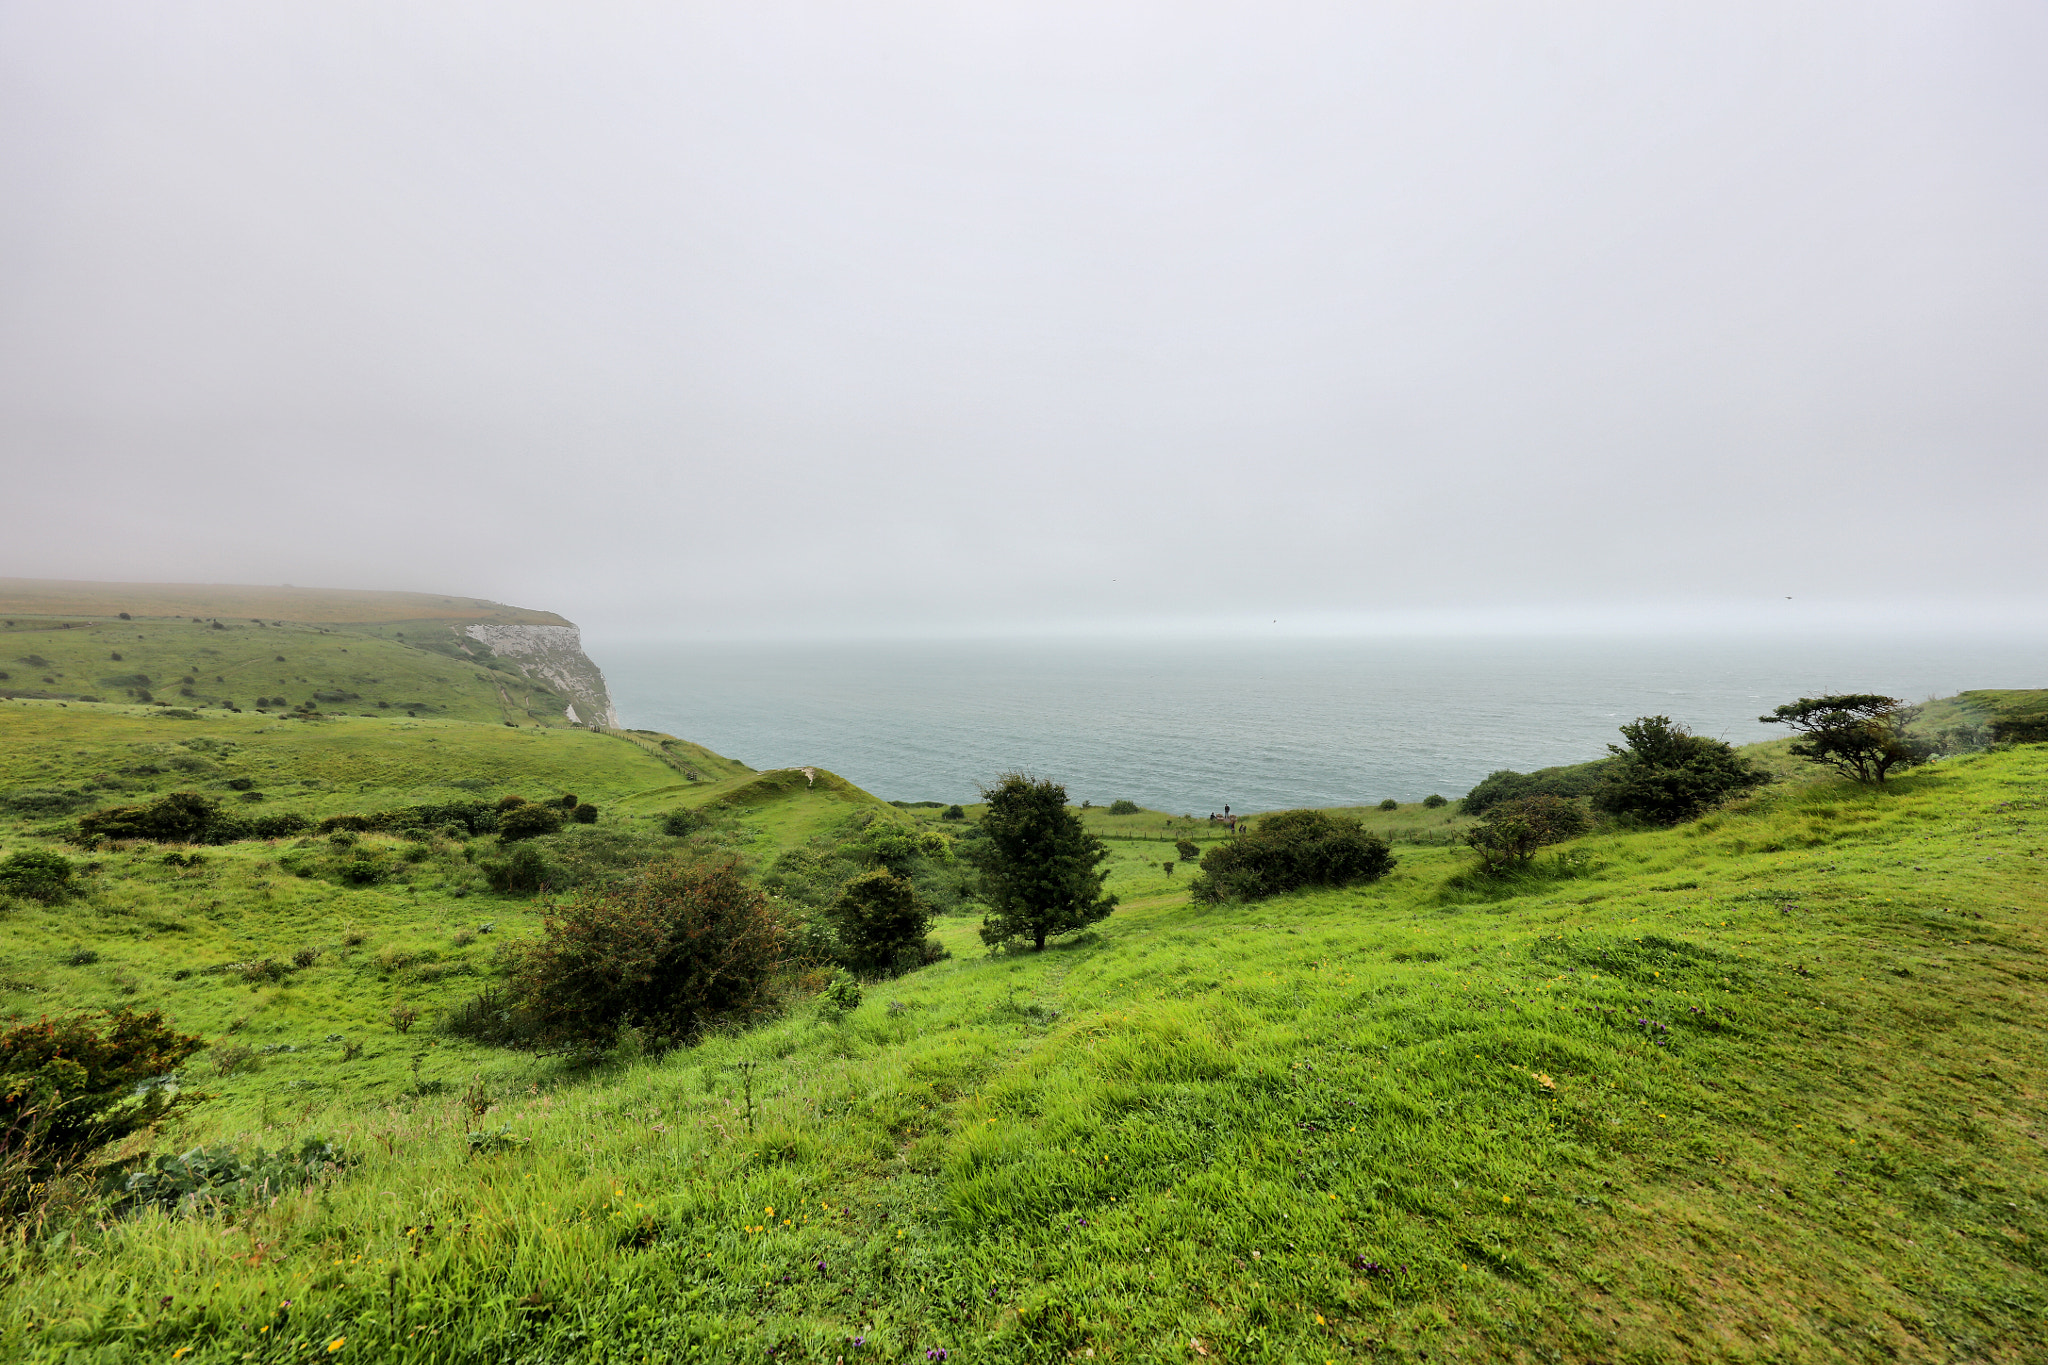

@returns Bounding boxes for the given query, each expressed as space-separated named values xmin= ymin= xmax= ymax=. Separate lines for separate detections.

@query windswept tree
xmin=1760 ymin=695 xmax=1933 ymax=785
xmin=971 ymin=774 xmax=1116 ymax=951
xmin=1464 ymin=794 xmax=1590 ymax=872
xmin=1597 ymin=715 xmax=1769 ymax=824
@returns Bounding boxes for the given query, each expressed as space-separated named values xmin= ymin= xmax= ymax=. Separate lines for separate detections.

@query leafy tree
xmin=1174 ymin=838 xmax=1199 ymax=862
xmin=1464 ymin=794 xmax=1590 ymax=873
xmin=941 ymin=805 xmax=966 ymax=821
xmin=1760 ymin=695 xmax=1933 ymax=785
xmin=1190 ymin=809 xmax=1395 ymax=904
xmin=1596 ymin=715 xmax=1769 ymax=824
xmin=827 ymin=868 xmax=933 ymax=974
xmin=971 ymin=774 xmax=1117 ymax=951
xmin=509 ymin=858 xmax=785 ymax=1050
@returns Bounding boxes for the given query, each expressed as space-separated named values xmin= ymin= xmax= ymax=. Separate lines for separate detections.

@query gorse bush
xmin=1189 ymin=809 xmax=1396 ymax=904
xmin=509 ymin=858 xmax=786 ymax=1051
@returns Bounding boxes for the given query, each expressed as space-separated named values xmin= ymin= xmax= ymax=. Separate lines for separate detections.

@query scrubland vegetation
xmin=0 ymin=650 xmax=2043 ymax=1362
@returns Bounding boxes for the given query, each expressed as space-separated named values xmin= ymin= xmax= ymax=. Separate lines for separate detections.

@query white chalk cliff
xmin=459 ymin=621 xmax=619 ymax=728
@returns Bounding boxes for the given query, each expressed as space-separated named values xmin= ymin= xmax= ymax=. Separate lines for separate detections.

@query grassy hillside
xmin=0 ymin=579 xmax=567 ymax=626
xmin=1 ymin=699 xmax=2041 ymax=1362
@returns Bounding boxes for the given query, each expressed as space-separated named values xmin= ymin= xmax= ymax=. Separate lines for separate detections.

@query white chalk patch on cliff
xmin=460 ymin=622 xmax=619 ymax=728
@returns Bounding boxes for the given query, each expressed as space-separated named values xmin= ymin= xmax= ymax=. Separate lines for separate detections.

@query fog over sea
xmin=599 ymin=633 xmax=2047 ymax=815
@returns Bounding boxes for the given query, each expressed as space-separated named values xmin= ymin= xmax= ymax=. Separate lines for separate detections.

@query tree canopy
xmin=1760 ymin=695 xmax=1932 ymax=785
xmin=971 ymin=774 xmax=1116 ymax=951
xmin=1596 ymin=715 xmax=1769 ymax=824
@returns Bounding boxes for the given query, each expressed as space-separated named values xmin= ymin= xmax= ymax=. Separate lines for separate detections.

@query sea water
xmin=596 ymin=633 xmax=2046 ymax=813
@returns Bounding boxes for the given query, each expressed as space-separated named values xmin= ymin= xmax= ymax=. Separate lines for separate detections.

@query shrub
xmin=1174 ymin=838 xmax=1199 ymax=862
xmin=827 ymin=868 xmax=933 ymax=975
xmin=482 ymin=844 xmax=557 ymax=895
xmin=1596 ymin=715 xmax=1768 ymax=824
xmin=1190 ymin=810 xmax=1396 ymax=904
xmin=570 ymin=803 xmax=599 ymax=824
xmin=1378 ymin=798 xmax=1399 ymax=811
xmin=509 ymin=858 xmax=786 ymax=1050
xmin=1460 ymin=760 xmax=1612 ymax=816
xmin=78 ymin=791 xmax=227 ymax=844
xmin=941 ymin=805 xmax=965 ymax=821
xmin=0 ymin=1009 xmax=206 ymax=1208
xmin=819 ymin=972 xmax=863 ymax=1018
xmin=0 ymin=849 xmax=76 ymax=902
xmin=497 ymin=803 xmax=565 ymax=841
xmin=1108 ymin=799 xmax=1142 ymax=816
xmin=1464 ymin=794 xmax=1590 ymax=873
xmin=1422 ymin=794 xmax=1448 ymax=809
xmin=661 ymin=808 xmax=707 ymax=837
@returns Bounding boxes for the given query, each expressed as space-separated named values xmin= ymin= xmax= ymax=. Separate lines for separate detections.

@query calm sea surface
xmin=597 ymin=633 xmax=2046 ymax=813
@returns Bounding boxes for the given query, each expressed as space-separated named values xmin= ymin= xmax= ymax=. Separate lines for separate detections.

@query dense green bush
xmin=941 ymin=805 xmax=966 ymax=821
xmin=481 ymin=844 xmax=558 ymax=895
xmin=0 ymin=1009 xmax=206 ymax=1215
xmin=1423 ymin=794 xmax=1448 ymax=808
xmin=1174 ymin=838 xmax=1199 ymax=862
xmin=1378 ymin=798 xmax=1399 ymax=811
xmin=1464 ymin=794 xmax=1590 ymax=872
xmin=497 ymin=803 xmax=565 ymax=841
xmin=570 ymin=803 xmax=599 ymax=824
xmin=78 ymin=791 xmax=229 ymax=844
xmin=826 ymin=868 xmax=934 ymax=975
xmin=0 ymin=849 xmax=76 ymax=902
xmin=1596 ymin=715 xmax=1768 ymax=824
xmin=661 ymin=808 xmax=707 ymax=837
xmin=1108 ymin=799 xmax=1142 ymax=816
xmin=1190 ymin=809 xmax=1396 ymax=904
xmin=1460 ymin=759 xmax=1612 ymax=816
xmin=509 ymin=858 xmax=786 ymax=1050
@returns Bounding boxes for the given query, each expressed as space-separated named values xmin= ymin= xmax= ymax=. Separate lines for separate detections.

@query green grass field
xmin=1 ymin=694 xmax=2043 ymax=1362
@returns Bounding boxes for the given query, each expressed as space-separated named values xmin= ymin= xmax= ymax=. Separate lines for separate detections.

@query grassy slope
xmin=0 ymin=579 xmax=567 ymax=626
xmin=0 ymin=717 xmax=2040 ymax=1362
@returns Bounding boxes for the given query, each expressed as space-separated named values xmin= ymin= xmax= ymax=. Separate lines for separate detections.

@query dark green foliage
xmin=1423 ymin=794 xmax=1448 ymax=808
xmin=570 ymin=802 xmax=599 ymax=824
xmin=442 ymin=986 xmax=539 ymax=1048
xmin=972 ymin=775 xmax=1117 ymax=951
xmin=1988 ymin=716 xmax=2048 ymax=744
xmin=1378 ymin=798 xmax=1399 ymax=811
xmin=819 ymin=972 xmax=863 ymax=1017
xmin=941 ymin=805 xmax=966 ymax=821
xmin=0 ymin=789 xmax=91 ymax=816
xmin=0 ymin=1009 xmax=207 ymax=1208
xmin=249 ymin=812 xmax=311 ymax=839
xmin=111 ymin=1137 xmax=352 ymax=1215
xmin=1108 ymin=799 xmax=1141 ymax=816
xmin=509 ymin=858 xmax=786 ymax=1050
xmin=481 ymin=844 xmax=558 ymax=895
xmin=78 ymin=791 xmax=227 ymax=844
xmin=1460 ymin=759 xmax=1612 ymax=816
xmin=1174 ymin=838 xmax=1199 ymax=862
xmin=661 ymin=808 xmax=707 ymax=837
xmin=1761 ymin=694 xmax=1934 ymax=785
xmin=1596 ymin=715 xmax=1769 ymax=824
xmin=496 ymin=803 xmax=565 ymax=841
xmin=0 ymin=849 xmax=77 ymax=902
xmin=1464 ymin=794 xmax=1590 ymax=872
xmin=827 ymin=868 xmax=934 ymax=975
xmin=1189 ymin=809 xmax=1396 ymax=904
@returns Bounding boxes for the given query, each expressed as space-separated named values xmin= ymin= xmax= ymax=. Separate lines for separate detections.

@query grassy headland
xmin=0 ymin=657 xmax=2041 ymax=1362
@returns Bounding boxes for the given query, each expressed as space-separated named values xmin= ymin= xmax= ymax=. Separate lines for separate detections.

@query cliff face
xmin=459 ymin=621 xmax=620 ymax=728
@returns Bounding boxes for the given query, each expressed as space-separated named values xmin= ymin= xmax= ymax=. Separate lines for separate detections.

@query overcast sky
xmin=3 ymin=2 xmax=2044 ymax=640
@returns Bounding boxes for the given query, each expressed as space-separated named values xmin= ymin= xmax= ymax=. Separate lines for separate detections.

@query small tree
xmin=827 ymin=868 xmax=933 ymax=974
xmin=1597 ymin=715 xmax=1769 ymax=824
xmin=971 ymin=774 xmax=1117 ymax=951
xmin=1378 ymin=798 xmax=1399 ymax=811
xmin=1190 ymin=809 xmax=1395 ymax=903
xmin=1422 ymin=794 xmax=1448 ymax=809
xmin=510 ymin=858 xmax=785 ymax=1050
xmin=941 ymin=805 xmax=966 ymax=821
xmin=1464 ymin=794 xmax=1589 ymax=872
xmin=1760 ymin=695 xmax=1933 ymax=785
xmin=1173 ymin=838 xmax=1199 ymax=862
